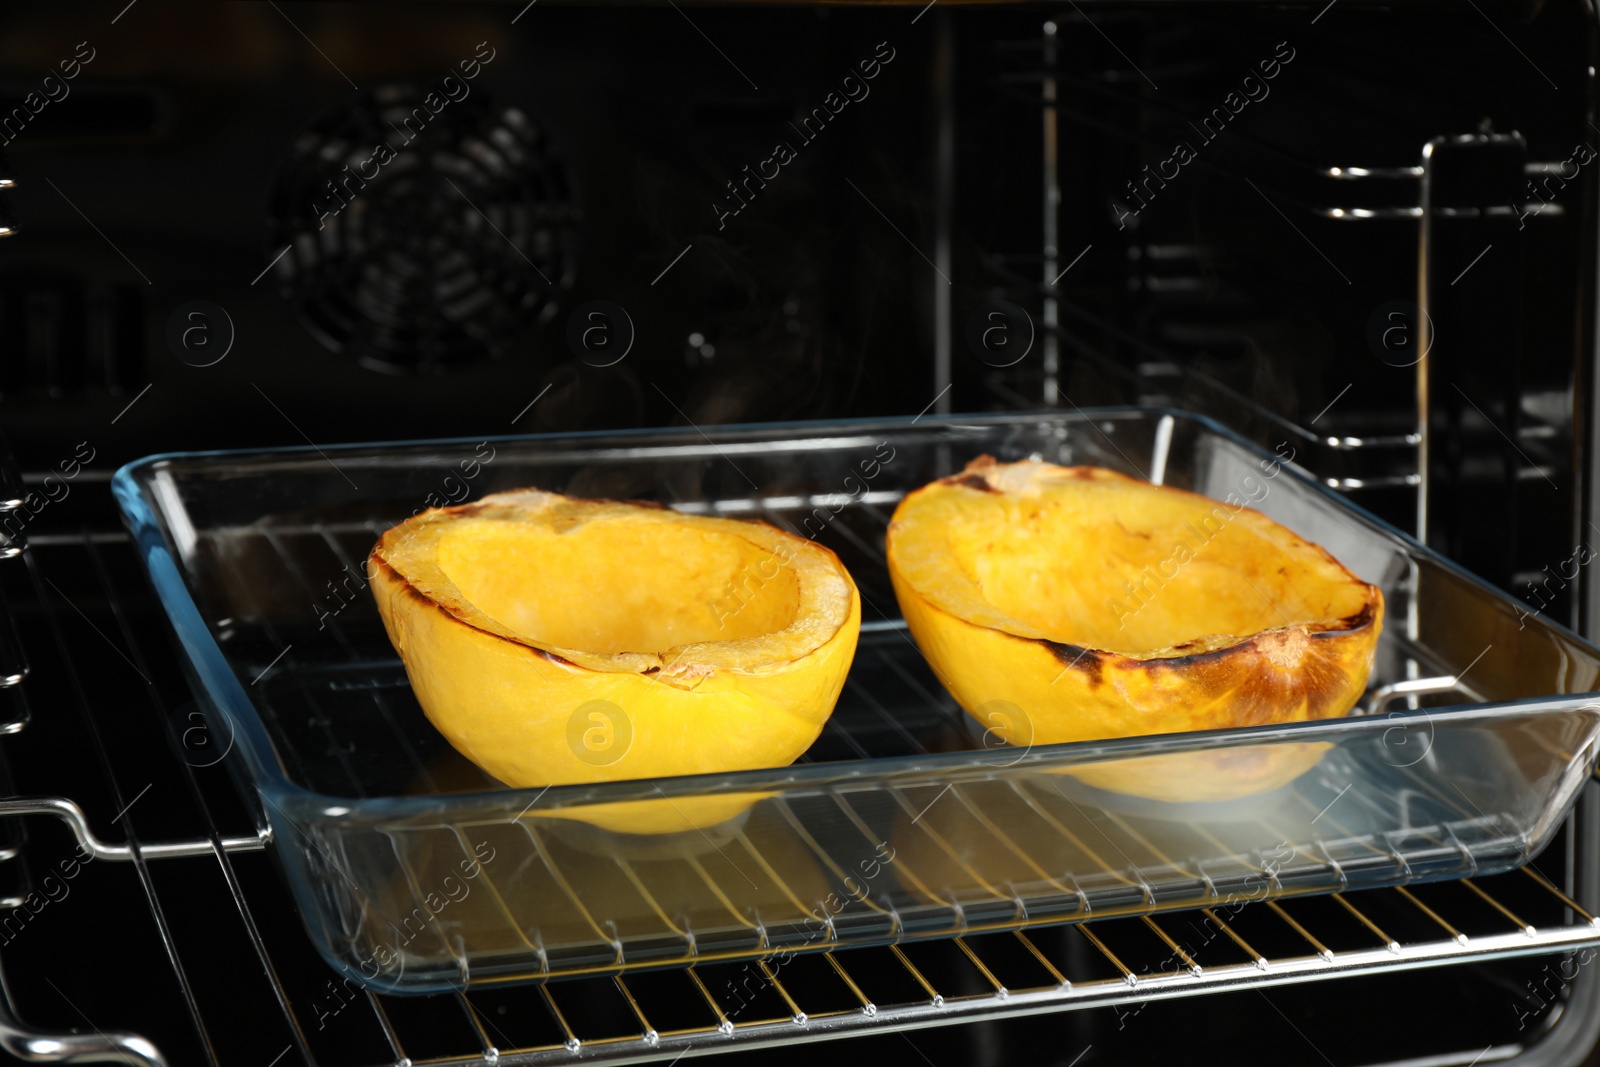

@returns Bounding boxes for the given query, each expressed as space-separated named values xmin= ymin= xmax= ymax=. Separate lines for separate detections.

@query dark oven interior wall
xmin=952 ymin=1 xmax=1597 ymax=619
xmin=0 ymin=2 xmax=947 ymax=462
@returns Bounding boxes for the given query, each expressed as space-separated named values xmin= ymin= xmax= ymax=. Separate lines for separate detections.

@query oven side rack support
xmin=0 ymin=979 xmax=167 ymax=1067
xmin=0 ymin=796 xmax=268 ymax=862
xmin=0 ymin=797 xmax=260 ymax=1065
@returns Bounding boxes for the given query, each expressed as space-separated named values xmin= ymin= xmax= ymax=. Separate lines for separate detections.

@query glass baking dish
xmin=112 ymin=408 xmax=1600 ymax=995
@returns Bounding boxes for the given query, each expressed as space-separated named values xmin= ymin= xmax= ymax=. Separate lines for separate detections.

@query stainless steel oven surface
xmin=1 ymin=1 xmax=1599 ymax=1065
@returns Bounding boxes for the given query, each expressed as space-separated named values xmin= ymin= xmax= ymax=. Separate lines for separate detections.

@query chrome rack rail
xmin=0 ymin=980 xmax=164 ymax=1067
xmin=0 ymin=797 xmax=268 ymax=861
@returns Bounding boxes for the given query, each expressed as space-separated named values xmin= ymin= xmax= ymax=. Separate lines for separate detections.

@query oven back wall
xmin=0 ymin=2 xmax=948 ymax=472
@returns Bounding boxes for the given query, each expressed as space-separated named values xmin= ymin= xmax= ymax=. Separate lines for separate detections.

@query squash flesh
xmin=946 ymin=487 xmax=1368 ymax=654
xmin=435 ymin=519 xmax=801 ymax=654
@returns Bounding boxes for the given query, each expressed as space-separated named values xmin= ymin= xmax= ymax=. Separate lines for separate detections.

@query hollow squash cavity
xmin=942 ymin=480 xmax=1372 ymax=656
xmin=436 ymin=519 xmax=801 ymax=654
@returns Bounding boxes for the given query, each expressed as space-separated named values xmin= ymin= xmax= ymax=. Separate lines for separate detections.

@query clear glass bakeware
xmin=112 ymin=409 xmax=1600 ymax=995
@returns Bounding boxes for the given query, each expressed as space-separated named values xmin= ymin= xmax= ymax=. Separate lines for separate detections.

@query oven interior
xmin=0 ymin=1 xmax=1597 ymax=1064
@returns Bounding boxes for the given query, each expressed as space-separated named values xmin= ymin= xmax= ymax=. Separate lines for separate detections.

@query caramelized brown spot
xmin=1043 ymin=641 xmax=1103 ymax=688
xmin=1112 ymin=517 xmax=1151 ymax=540
xmin=1312 ymin=599 xmax=1377 ymax=637
xmin=1137 ymin=642 xmax=1240 ymax=671
xmin=950 ymin=473 xmax=1000 ymax=493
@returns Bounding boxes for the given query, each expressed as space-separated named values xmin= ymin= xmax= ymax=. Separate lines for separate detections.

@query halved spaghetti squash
xmin=369 ymin=489 xmax=860 ymax=811
xmin=886 ymin=458 xmax=1382 ymax=794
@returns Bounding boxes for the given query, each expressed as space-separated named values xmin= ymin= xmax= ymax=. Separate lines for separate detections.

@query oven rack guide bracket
xmin=0 ymin=795 xmax=269 ymax=863
xmin=0 ymin=803 xmax=263 ymax=1066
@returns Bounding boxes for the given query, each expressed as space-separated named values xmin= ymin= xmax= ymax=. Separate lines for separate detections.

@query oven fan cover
xmin=266 ymin=83 xmax=577 ymax=374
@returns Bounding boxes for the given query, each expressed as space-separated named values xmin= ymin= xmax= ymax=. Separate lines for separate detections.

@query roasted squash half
xmin=369 ymin=489 xmax=861 ymax=826
xmin=887 ymin=458 xmax=1382 ymax=796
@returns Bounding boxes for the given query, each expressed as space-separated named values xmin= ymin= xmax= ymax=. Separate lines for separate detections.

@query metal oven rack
xmin=0 ymin=505 xmax=1595 ymax=1065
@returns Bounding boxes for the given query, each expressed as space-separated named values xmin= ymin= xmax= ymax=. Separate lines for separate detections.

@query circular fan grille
xmin=267 ymin=82 xmax=577 ymax=373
